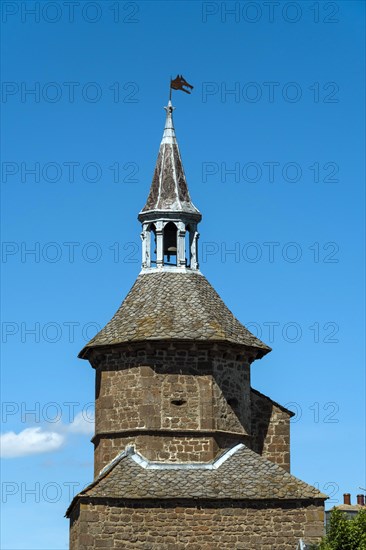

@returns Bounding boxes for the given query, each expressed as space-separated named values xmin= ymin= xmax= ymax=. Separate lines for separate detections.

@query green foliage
xmin=314 ymin=508 xmax=366 ymax=550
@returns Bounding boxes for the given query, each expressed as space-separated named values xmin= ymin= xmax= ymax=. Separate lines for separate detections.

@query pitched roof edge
xmin=66 ymin=443 xmax=327 ymax=517
xmin=69 ymin=494 xmax=327 ymax=512
xmin=65 ymin=446 xmax=133 ymax=517
xmin=251 ymin=388 xmax=296 ymax=417
xmin=78 ymin=339 xmax=271 ymax=361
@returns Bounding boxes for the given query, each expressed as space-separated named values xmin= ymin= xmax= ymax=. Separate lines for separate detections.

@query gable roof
xmin=79 ymin=271 xmax=271 ymax=358
xmin=66 ymin=443 xmax=326 ymax=516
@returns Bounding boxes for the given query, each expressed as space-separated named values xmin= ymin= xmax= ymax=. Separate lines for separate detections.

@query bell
xmin=166 ymin=246 xmax=177 ymax=262
xmin=163 ymin=223 xmax=177 ymax=261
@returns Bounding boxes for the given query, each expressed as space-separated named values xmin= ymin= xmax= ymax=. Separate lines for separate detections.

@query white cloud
xmin=0 ymin=411 xmax=95 ymax=459
xmin=0 ymin=427 xmax=65 ymax=458
xmin=66 ymin=411 xmax=94 ymax=435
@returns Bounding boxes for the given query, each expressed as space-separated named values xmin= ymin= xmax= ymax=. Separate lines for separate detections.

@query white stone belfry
xmin=138 ymin=101 xmax=201 ymax=272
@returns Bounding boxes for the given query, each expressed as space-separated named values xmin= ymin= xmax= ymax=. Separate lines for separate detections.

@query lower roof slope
xmin=66 ymin=444 xmax=326 ymax=516
xmin=79 ymin=271 xmax=271 ymax=358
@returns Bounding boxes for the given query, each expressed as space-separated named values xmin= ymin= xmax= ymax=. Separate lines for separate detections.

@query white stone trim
xmin=129 ymin=443 xmax=244 ymax=470
xmin=97 ymin=448 xmax=129 ymax=477
xmin=139 ymin=266 xmax=203 ymax=275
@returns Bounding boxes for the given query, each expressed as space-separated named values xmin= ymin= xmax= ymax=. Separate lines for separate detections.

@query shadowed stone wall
xmin=250 ymin=390 xmax=291 ymax=472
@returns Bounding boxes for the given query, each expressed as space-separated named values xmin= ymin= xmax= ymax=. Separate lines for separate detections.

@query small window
xmin=171 ymin=398 xmax=187 ymax=407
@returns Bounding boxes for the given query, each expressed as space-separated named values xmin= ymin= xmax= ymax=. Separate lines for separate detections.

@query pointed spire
xmin=161 ymin=100 xmax=177 ymax=145
xmin=138 ymin=101 xmax=201 ymax=221
xmin=138 ymin=102 xmax=201 ymax=272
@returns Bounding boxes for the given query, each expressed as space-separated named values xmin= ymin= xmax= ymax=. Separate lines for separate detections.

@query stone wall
xmin=69 ymin=499 xmax=325 ymax=550
xmin=93 ymin=434 xmax=216 ymax=477
xmin=93 ymin=432 xmax=249 ymax=477
xmin=91 ymin=344 xmax=252 ymax=475
xmin=250 ymin=389 xmax=291 ymax=472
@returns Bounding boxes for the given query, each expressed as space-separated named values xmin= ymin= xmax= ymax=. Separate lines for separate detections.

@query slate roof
xmin=138 ymin=101 xmax=201 ymax=221
xmin=79 ymin=271 xmax=271 ymax=358
xmin=66 ymin=444 xmax=326 ymax=516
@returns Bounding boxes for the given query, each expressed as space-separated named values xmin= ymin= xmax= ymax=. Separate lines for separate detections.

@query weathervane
xmin=169 ymin=74 xmax=193 ymax=100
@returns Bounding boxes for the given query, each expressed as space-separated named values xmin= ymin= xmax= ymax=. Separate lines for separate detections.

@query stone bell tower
xmin=67 ymin=100 xmax=326 ymax=550
xmin=139 ymin=100 xmax=201 ymax=271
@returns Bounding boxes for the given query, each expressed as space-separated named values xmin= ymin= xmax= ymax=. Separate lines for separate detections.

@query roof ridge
xmin=251 ymin=388 xmax=295 ymax=417
xmin=129 ymin=443 xmax=244 ymax=470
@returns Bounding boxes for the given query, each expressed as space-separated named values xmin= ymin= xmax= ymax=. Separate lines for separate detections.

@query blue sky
xmin=1 ymin=1 xmax=365 ymax=548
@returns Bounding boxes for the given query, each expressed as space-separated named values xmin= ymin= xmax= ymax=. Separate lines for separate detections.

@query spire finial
xmin=162 ymin=100 xmax=176 ymax=145
xmin=164 ymin=99 xmax=175 ymax=113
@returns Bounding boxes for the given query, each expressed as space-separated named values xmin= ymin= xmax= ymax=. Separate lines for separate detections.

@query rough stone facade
xmin=89 ymin=343 xmax=291 ymax=476
xmin=70 ymin=500 xmax=325 ymax=550
xmin=91 ymin=343 xmax=255 ymax=475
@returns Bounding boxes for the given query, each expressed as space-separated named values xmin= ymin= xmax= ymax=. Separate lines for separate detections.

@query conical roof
xmin=79 ymin=271 xmax=271 ymax=358
xmin=138 ymin=100 xmax=201 ymax=221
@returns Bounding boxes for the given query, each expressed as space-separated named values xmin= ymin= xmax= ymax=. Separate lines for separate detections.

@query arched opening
xmin=163 ymin=222 xmax=177 ymax=265
xmin=185 ymin=224 xmax=191 ymax=267
xmin=149 ymin=223 xmax=157 ymax=265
